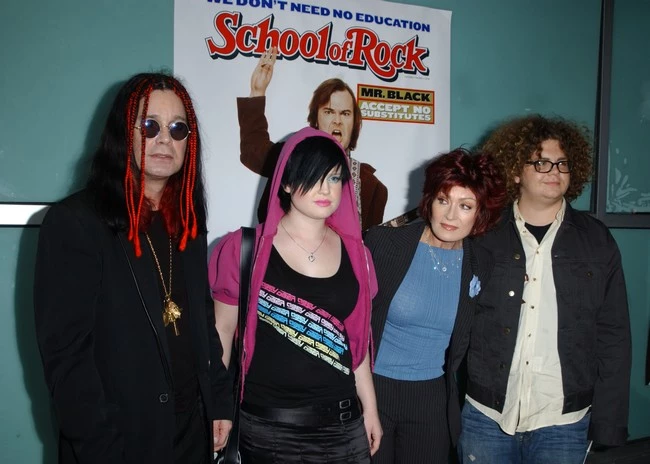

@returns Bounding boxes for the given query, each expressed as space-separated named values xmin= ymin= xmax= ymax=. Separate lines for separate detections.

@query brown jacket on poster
xmin=237 ymin=96 xmax=388 ymax=230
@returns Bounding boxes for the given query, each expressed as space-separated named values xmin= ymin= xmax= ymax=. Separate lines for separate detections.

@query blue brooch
xmin=469 ymin=275 xmax=481 ymax=298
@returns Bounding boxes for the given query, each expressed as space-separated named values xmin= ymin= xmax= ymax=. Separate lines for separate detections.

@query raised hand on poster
xmin=249 ymin=47 xmax=277 ymax=97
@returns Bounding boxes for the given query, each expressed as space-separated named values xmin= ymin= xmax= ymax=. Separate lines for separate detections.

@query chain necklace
xmin=427 ymin=246 xmax=461 ymax=271
xmin=424 ymin=228 xmax=462 ymax=276
xmin=427 ymin=245 xmax=462 ymax=276
xmin=280 ymin=220 xmax=328 ymax=262
xmin=145 ymin=233 xmax=182 ymax=336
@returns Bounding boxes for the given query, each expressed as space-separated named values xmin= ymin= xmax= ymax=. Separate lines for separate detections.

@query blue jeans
xmin=457 ymin=402 xmax=591 ymax=464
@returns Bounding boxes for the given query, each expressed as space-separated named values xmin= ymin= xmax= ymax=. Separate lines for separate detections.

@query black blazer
xmin=364 ymin=220 xmax=491 ymax=445
xmin=34 ymin=191 xmax=232 ymax=464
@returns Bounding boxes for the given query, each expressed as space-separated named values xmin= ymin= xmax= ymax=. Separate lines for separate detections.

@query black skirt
xmin=239 ymin=409 xmax=370 ymax=463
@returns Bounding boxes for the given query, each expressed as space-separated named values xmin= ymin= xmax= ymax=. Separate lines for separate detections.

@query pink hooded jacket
xmin=209 ymin=127 xmax=378 ymax=394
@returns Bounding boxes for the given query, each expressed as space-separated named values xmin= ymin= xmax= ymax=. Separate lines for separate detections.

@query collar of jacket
xmin=502 ymin=200 xmax=587 ymax=232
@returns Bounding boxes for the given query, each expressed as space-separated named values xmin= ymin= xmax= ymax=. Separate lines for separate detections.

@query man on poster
xmin=236 ymin=48 xmax=388 ymax=230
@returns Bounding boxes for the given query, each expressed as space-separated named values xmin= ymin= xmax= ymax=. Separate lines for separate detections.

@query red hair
xmin=418 ymin=148 xmax=506 ymax=236
xmin=124 ymin=79 xmax=199 ymax=256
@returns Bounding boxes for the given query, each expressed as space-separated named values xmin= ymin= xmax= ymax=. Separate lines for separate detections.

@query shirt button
xmin=514 ymin=253 xmax=521 ymax=260
xmin=503 ymin=327 xmax=511 ymax=335
xmin=508 ymin=290 xmax=515 ymax=297
xmin=499 ymin=362 xmax=506 ymax=370
xmin=531 ymin=305 xmax=535 ymax=309
xmin=159 ymin=394 xmax=169 ymax=403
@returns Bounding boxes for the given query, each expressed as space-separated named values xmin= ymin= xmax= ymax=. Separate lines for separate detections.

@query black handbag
xmin=216 ymin=227 xmax=255 ymax=464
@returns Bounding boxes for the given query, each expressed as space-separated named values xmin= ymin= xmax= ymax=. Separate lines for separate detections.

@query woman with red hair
xmin=364 ymin=148 xmax=507 ymax=463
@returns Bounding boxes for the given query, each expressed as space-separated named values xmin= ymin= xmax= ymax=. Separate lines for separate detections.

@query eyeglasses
xmin=135 ymin=119 xmax=190 ymax=141
xmin=525 ymin=159 xmax=571 ymax=173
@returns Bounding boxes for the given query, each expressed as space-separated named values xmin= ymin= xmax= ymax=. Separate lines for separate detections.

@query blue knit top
xmin=374 ymin=242 xmax=462 ymax=380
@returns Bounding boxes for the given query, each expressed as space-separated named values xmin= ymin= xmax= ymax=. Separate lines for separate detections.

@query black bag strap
xmin=218 ymin=226 xmax=255 ymax=464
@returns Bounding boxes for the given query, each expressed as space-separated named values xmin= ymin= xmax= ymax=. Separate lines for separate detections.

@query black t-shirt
xmin=525 ymin=222 xmax=552 ymax=244
xmin=147 ymin=213 xmax=198 ymax=413
xmin=244 ymin=243 xmax=359 ymax=407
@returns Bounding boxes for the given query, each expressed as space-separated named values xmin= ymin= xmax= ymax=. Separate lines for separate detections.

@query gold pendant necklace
xmin=145 ymin=233 xmax=182 ymax=336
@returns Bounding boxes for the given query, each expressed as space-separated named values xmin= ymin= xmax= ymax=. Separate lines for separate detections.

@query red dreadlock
xmin=123 ymin=78 xmax=199 ymax=257
xmin=173 ymin=82 xmax=199 ymax=251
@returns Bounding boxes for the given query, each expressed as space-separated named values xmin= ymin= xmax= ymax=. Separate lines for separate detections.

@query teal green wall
xmin=1 ymin=1 xmax=648 ymax=462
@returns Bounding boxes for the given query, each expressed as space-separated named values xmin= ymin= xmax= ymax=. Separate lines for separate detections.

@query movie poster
xmin=174 ymin=0 xmax=450 ymax=240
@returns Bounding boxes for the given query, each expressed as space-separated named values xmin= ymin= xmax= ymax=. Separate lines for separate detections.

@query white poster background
xmin=174 ymin=0 xmax=450 ymax=242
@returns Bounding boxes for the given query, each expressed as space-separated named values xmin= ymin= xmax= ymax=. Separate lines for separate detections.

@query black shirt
xmin=147 ymin=213 xmax=198 ymax=413
xmin=245 ymin=244 xmax=359 ymax=407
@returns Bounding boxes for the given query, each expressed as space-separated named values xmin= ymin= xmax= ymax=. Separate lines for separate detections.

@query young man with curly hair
xmin=458 ymin=115 xmax=631 ymax=464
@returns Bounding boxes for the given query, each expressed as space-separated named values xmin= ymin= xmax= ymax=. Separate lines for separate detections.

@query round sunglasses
xmin=135 ymin=119 xmax=191 ymax=141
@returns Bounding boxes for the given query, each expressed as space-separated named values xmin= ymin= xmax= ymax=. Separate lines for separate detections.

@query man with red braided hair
xmin=34 ymin=73 xmax=233 ymax=464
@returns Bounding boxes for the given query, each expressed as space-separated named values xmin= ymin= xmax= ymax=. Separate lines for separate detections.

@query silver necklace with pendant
xmin=427 ymin=245 xmax=462 ymax=275
xmin=280 ymin=221 xmax=328 ymax=262
xmin=425 ymin=227 xmax=461 ymax=274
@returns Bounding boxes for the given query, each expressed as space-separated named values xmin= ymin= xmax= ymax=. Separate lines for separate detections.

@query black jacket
xmin=468 ymin=203 xmax=631 ymax=446
xmin=364 ymin=221 xmax=492 ymax=445
xmin=34 ymin=191 xmax=232 ymax=464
